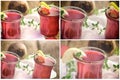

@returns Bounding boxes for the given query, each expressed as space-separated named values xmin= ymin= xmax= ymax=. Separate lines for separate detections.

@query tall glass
xmin=74 ymin=47 xmax=106 ymax=79
xmin=33 ymin=55 xmax=56 ymax=79
xmin=38 ymin=7 xmax=59 ymax=39
xmin=1 ymin=10 xmax=23 ymax=39
xmin=61 ymin=6 xmax=87 ymax=39
xmin=105 ymin=9 xmax=119 ymax=39
xmin=1 ymin=51 xmax=19 ymax=78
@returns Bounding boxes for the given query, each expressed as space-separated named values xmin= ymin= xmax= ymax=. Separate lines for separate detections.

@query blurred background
xmin=61 ymin=40 xmax=119 ymax=56
xmin=1 ymin=1 xmax=118 ymax=15
xmin=1 ymin=40 xmax=59 ymax=78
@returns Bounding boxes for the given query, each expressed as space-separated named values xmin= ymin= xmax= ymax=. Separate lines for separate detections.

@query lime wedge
xmin=109 ymin=2 xmax=119 ymax=11
xmin=40 ymin=2 xmax=50 ymax=9
xmin=62 ymin=48 xmax=86 ymax=63
xmin=0 ymin=12 xmax=7 ymax=20
xmin=36 ymin=50 xmax=45 ymax=57
xmin=60 ymin=8 xmax=68 ymax=18
xmin=1 ymin=52 xmax=6 ymax=59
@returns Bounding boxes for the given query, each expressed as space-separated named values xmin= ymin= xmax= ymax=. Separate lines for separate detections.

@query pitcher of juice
xmin=74 ymin=47 xmax=106 ymax=79
xmin=1 ymin=10 xmax=23 ymax=39
xmin=1 ymin=51 xmax=19 ymax=78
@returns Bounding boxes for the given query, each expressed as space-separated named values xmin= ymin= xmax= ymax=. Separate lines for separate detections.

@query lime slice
xmin=60 ymin=8 xmax=68 ymax=18
xmin=0 ymin=12 xmax=7 ymax=20
xmin=109 ymin=2 xmax=119 ymax=11
xmin=40 ymin=2 xmax=50 ymax=9
xmin=36 ymin=50 xmax=45 ymax=57
xmin=62 ymin=48 xmax=86 ymax=63
xmin=1 ymin=52 xmax=6 ymax=59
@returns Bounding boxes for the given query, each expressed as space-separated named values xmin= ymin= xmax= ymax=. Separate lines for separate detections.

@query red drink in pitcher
xmin=1 ymin=51 xmax=19 ymax=78
xmin=38 ymin=6 xmax=59 ymax=39
xmin=33 ymin=55 xmax=56 ymax=79
xmin=61 ymin=6 xmax=86 ymax=39
xmin=74 ymin=47 xmax=105 ymax=79
xmin=1 ymin=10 xmax=22 ymax=39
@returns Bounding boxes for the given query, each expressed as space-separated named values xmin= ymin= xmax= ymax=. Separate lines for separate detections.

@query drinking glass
xmin=1 ymin=10 xmax=23 ymax=39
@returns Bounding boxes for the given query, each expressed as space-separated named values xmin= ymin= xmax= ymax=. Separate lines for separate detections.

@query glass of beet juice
xmin=74 ymin=47 xmax=106 ymax=79
xmin=1 ymin=51 xmax=19 ymax=79
xmin=105 ymin=7 xmax=119 ymax=39
xmin=38 ymin=6 xmax=59 ymax=39
xmin=61 ymin=6 xmax=87 ymax=39
xmin=1 ymin=10 xmax=22 ymax=39
xmin=33 ymin=55 xmax=56 ymax=79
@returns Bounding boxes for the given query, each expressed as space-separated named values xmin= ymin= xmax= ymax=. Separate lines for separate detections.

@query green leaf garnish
xmin=0 ymin=12 xmax=7 ymax=20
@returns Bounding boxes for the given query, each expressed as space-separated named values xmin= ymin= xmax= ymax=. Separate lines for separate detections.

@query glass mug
xmin=1 ymin=51 xmax=19 ymax=78
xmin=1 ymin=10 xmax=23 ymax=39
xmin=32 ymin=55 xmax=56 ymax=79
xmin=74 ymin=47 xmax=106 ymax=79
xmin=61 ymin=6 xmax=87 ymax=39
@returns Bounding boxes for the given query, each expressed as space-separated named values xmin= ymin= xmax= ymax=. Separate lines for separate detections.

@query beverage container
xmin=33 ymin=55 xmax=56 ymax=78
xmin=1 ymin=10 xmax=22 ymax=39
xmin=105 ymin=3 xmax=119 ymax=39
xmin=61 ymin=6 xmax=86 ymax=39
xmin=1 ymin=51 xmax=19 ymax=78
xmin=74 ymin=47 xmax=106 ymax=79
xmin=38 ymin=6 xmax=59 ymax=39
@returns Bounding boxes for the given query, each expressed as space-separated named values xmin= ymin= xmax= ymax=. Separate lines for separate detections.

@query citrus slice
xmin=62 ymin=48 xmax=86 ymax=63
xmin=0 ymin=12 xmax=7 ymax=20
xmin=36 ymin=50 xmax=45 ymax=63
xmin=109 ymin=2 xmax=119 ymax=11
xmin=60 ymin=8 xmax=68 ymax=18
xmin=40 ymin=2 xmax=50 ymax=9
xmin=1 ymin=52 xmax=6 ymax=59
xmin=36 ymin=50 xmax=45 ymax=57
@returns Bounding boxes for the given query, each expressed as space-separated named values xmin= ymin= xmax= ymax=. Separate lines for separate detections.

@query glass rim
xmin=1 ymin=9 xmax=23 ymax=23
xmin=1 ymin=51 xmax=20 ymax=64
xmin=74 ymin=47 xmax=106 ymax=64
xmin=61 ymin=6 xmax=87 ymax=22
xmin=38 ymin=6 xmax=59 ymax=17
xmin=34 ymin=54 xmax=56 ymax=66
xmin=105 ymin=9 xmax=119 ymax=21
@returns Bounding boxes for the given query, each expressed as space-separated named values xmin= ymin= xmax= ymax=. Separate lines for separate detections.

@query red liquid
xmin=105 ymin=13 xmax=119 ymax=39
xmin=33 ymin=56 xmax=55 ymax=79
xmin=1 ymin=11 xmax=22 ymax=39
xmin=61 ymin=9 xmax=85 ymax=39
xmin=76 ymin=50 xmax=105 ymax=79
xmin=1 ymin=53 xmax=18 ymax=78
xmin=39 ymin=8 xmax=59 ymax=38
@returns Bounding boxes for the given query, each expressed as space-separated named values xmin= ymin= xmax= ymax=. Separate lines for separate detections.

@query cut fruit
xmin=62 ymin=48 xmax=86 ymax=63
xmin=40 ymin=7 xmax=50 ymax=15
xmin=36 ymin=50 xmax=45 ymax=57
xmin=109 ymin=2 xmax=119 ymax=11
xmin=40 ymin=2 xmax=50 ymax=9
xmin=0 ymin=12 xmax=7 ymax=20
xmin=37 ymin=56 xmax=45 ymax=63
xmin=36 ymin=50 xmax=45 ymax=63
xmin=60 ymin=8 xmax=69 ymax=18
xmin=1 ymin=52 xmax=6 ymax=59
xmin=109 ymin=9 xmax=119 ymax=18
